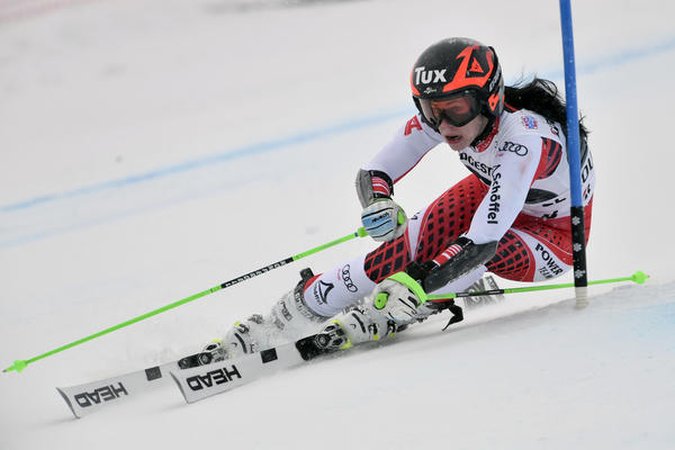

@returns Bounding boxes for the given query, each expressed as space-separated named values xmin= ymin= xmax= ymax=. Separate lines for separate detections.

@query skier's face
xmin=438 ymin=114 xmax=489 ymax=151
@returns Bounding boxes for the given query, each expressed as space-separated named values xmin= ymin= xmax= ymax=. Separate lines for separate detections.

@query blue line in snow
xmin=2 ymin=36 xmax=675 ymax=214
xmin=0 ymin=108 xmax=411 ymax=213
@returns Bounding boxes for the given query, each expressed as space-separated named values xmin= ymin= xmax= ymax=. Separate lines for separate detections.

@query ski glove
xmin=373 ymin=272 xmax=465 ymax=329
xmin=372 ymin=272 xmax=427 ymax=324
xmin=360 ymin=199 xmax=408 ymax=242
xmin=356 ymin=169 xmax=408 ymax=242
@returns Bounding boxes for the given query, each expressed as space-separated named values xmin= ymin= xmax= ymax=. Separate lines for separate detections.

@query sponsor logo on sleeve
xmin=498 ymin=141 xmax=529 ymax=156
xmin=404 ymin=115 xmax=423 ymax=136
xmin=521 ymin=115 xmax=539 ymax=130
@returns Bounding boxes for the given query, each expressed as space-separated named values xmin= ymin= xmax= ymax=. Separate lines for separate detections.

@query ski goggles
xmin=418 ymin=92 xmax=482 ymax=128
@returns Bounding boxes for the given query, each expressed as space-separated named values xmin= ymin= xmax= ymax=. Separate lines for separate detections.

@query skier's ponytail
xmin=505 ymin=78 xmax=588 ymax=140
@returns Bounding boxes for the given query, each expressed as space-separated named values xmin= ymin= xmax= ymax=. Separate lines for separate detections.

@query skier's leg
xmin=205 ymin=268 xmax=331 ymax=361
xmin=300 ymin=174 xmax=489 ymax=314
xmin=486 ymin=201 xmax=592 ymax=282
xmin=312 ymin=286 xmax=447 ymax=350
xmin=206 ymin=175 xmax=492 ymax=361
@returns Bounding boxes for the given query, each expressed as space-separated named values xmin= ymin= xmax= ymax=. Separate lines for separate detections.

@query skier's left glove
xmin=372 ymin=271 xmax=465 ymax=329
xmin=371 ymin=272 xmax=428 ymax=324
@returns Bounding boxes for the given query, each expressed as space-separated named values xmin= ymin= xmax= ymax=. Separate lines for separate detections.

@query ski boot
xmin=181 ymin=268 xmax=332 ymax=368
xmin=178 ymin=314 xmax=266 ymax=369
xmin=295 ymin=321 xmax=352 ymax=361
xmin=295 ymin=305 xmax=402 ymax=361
xmin=178 ymin=339 xmax=226 ymax=369
xmin=268 ymin=268 xmax=332 ymax=339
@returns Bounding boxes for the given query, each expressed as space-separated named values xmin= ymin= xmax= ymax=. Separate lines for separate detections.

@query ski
xmin=169 ymin=276 xmax=505 ymax=404
xmin=170 ymin=334 xmax=335 ymax=404
xmin=56 ymin=351 xmax=209 ymax=418
xmin=58 ymin=275 xmax=505 ymax=416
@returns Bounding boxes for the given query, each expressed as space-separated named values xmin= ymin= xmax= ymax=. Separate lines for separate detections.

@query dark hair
xmin=504 ymin=77 xmax=588 ymax=140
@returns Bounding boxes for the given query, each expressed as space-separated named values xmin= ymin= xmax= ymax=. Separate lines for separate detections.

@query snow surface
xmin=1 ymin=0 xmax=674 ymax=448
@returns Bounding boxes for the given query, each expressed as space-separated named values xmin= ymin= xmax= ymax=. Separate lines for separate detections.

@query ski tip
xmin=56 ymin=387 xmax=81 ymax=419
xmin=3 ymin=359 xmax=28 ymax=374
xmin=631 ymin=271 xmax=650 ymax=285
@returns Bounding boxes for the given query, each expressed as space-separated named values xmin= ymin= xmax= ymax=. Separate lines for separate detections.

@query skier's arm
xmin=465 ymin=135 xmax=544 ymax=244
xmin=360 ymin=114 xmax=443 ymax=187
xmin=408 ymin=134 xmax=546 ymax=291
xmin=357 ymin=115 xmax=442 ymax=241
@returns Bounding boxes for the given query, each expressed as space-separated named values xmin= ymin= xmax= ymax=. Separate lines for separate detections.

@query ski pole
xmin=426 ymin=271 xmax=649 ymax=302
xmin=3 ymin=227 xmax=369 ymax=374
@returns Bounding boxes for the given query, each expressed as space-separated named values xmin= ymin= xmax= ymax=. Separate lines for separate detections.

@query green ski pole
xmin=427 ymin=271 xmax=649 ymax=302
xmin=3 ymin=227 xmax=369 ymax=374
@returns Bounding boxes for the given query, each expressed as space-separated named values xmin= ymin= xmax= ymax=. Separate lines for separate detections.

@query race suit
xmin=302 ymin=107 xmax=595 ymax=318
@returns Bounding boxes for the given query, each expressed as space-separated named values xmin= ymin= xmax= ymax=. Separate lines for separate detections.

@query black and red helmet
xmin=411 ymin=38 xmax=504 ymax=129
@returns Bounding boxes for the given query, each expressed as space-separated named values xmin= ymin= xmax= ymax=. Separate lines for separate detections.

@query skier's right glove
xmin=360 ymin=199 xmax=407 ymax=242
xmin=356 ymin=169 xmax=408 ymax=242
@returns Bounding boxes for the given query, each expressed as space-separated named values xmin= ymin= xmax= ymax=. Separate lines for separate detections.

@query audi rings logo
xmin=341 ymin=265 xmax=358 ymax=293
xmin=498 ymin=141 xmax=528 ymax=156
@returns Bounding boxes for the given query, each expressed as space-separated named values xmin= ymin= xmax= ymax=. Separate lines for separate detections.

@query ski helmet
xmin=410 ymin=37 xmax=504 ymax=130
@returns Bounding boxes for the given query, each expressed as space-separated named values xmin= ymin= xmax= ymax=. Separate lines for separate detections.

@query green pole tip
xmin=3 ymin=360 xmax=28 ymax=373
xmin=631 ymin=271 xmax=649 ymax=285
xmin=356 ymin=227 xmax=368 ymax=238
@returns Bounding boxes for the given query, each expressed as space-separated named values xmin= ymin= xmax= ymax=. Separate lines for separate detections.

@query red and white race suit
xmin=303 ymin=108 xmax=595 ymax=318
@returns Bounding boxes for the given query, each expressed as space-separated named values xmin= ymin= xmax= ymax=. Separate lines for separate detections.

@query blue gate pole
xmin=559 ymin=0 xmax=589 ymax=307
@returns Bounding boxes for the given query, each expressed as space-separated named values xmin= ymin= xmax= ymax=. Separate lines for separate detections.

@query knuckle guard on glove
xmin=360 ymin=199 xmax=407 ymax=242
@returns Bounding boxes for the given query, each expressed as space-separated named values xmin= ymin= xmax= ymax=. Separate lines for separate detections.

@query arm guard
xmin=355 ymin=169 xmax=395 ymax=208
xmin=406 ymin=237 xmax=498 ymax=293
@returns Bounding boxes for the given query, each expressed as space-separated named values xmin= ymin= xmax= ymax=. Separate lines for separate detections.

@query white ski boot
xmin=193 ymin=268 xmax=332 ymax=365
xmin=178 ymin=314 xmax=265 ymax=368
xmin=268 ymin=268 xmax=332 ymax=339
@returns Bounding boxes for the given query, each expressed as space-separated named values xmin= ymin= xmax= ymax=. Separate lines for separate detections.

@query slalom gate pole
xmin=427 ymin=271 xmax=649 ymax=303
xmin=559 ymin=0 xmax=590 ymax=308
xmin=3 ymin=227 xmax=369 ymax=374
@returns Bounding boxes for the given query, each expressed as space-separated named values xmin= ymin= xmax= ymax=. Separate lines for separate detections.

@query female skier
xmin=202 ymin=37 xmax=595 ymax=360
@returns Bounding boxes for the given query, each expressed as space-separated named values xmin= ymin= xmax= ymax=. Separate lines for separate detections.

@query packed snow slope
xmin=1 ymin=0 xmax=674 ymax=449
